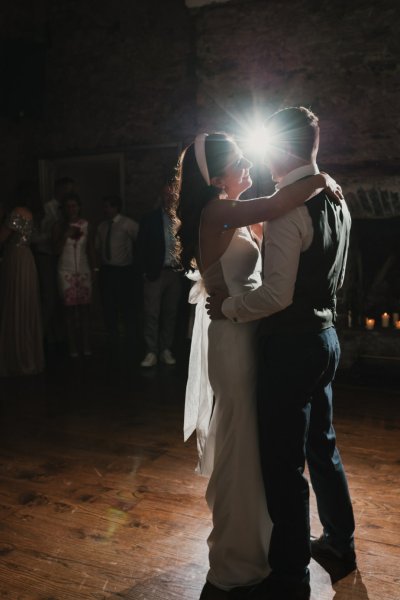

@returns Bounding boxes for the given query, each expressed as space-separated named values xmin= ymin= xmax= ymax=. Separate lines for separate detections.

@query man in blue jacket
xmin=137 ymin=178 xmax=182 ymax=367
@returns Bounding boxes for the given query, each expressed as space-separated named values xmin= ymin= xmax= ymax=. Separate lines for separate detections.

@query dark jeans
xmin=257 ymin=327 xmax=355 ymax=582
xmin=99 ymin=265 xmax=136 ymax=349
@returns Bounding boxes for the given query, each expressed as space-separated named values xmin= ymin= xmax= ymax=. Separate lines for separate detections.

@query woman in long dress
xmin=0 ymin=201 xmax=44 ymax=377
xmin=172 ymin=133 xmax=342 ymax=599
xmin=53 ymin=193 xmax=96 ymax=358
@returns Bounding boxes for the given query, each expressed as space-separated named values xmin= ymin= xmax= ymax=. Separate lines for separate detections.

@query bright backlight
xmin=243 ymin=122 xmax=276 ymax=161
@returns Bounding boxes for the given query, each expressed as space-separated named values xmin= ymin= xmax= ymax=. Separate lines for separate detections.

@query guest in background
xmin=0 ymin=199 xmax=6 ymax=225
xmin=0 ymin=182 xmax=45 ymax=376
xmin=53 ymin=193 xmax=96 ymax=358
xmin=96 ymin=195 xmax=139 ymax=356
xmin=32 ymin=177 xmax=75 ymax=351
xmin=137 ymin=177 xmax=183 ymax=368
xmin=0 ymin=198 xmax=9 ymax=262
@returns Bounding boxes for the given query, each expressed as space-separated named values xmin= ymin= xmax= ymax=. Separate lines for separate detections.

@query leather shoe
xmin=311 ymin=534 xmax=356 ymax=583
xmin=199 ymin=581 xmax=259 ymax=600
xmin=251 ymin=574 xmax=311 ymax=600
xmin=199 ymin=582 xmax=228 ymax=599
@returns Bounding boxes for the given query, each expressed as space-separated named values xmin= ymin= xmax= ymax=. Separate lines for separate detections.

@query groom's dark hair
xmin=265 ymin=106 xmax=319 ymax=161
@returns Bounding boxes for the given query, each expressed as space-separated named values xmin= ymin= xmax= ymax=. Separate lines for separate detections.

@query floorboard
xmin=0 ymin=349 xmax=399 ymax=600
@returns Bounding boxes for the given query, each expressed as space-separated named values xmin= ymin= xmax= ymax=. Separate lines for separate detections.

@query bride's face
xmin=220 ymin=146 xmax=253 ymax=199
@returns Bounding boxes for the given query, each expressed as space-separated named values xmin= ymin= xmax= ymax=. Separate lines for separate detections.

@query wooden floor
xmin=0 ymin=346 xmax=399 ymax=600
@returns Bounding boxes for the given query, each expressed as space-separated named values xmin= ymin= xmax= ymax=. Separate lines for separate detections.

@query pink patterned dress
xmin=57 ymin=219 xmax=92 ymax=306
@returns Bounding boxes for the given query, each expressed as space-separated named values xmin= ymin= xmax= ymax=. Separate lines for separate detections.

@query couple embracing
xmin=172 ymin=107 xmax=356 ymax=600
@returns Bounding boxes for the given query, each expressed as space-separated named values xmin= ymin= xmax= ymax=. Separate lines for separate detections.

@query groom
xmin=207 ymin=107 xmax=356 ymax=600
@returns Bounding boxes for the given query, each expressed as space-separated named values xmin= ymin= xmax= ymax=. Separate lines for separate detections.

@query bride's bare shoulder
xmin=202 ymin=199 xmax=238 ymax=230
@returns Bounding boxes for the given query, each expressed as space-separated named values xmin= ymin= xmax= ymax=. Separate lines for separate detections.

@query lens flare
xmin=246 ymin=128 xmax=268 ymax=158
xmin=242 ymin=122 xmax=276 ymax=162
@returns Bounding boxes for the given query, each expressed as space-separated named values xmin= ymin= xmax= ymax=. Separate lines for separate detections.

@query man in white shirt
xmin=207 ymin=107 xmax=355 ymax=600
xmin=96 ymin=195 xmax=139 ymax=355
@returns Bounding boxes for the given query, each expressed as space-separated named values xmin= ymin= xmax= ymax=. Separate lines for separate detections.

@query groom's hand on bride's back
xmin=206 ymin=291 xmax=228 ymax=320
xmin=320 ymin=172 xmax=344 ymax=204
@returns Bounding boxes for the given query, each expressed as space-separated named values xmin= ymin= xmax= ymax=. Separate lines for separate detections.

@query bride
xmin=171 ymin=132 xmax=341 ymax=599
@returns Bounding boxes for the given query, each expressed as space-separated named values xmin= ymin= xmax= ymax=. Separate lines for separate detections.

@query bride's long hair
xmin=172 ymin=132 xmax=236 ymax=272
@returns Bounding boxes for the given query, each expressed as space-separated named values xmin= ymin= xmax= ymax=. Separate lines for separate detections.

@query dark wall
xmin=0 ymin=0 xmax=196 ymax=217
xmin=0 ymin=0 xmax=399 ymax=217
xmin=194 ymin=0 xmax=400 ymax=169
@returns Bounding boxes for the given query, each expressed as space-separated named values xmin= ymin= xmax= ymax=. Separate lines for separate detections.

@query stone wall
xmin=1 ymin=0 xmax=399 ymax=218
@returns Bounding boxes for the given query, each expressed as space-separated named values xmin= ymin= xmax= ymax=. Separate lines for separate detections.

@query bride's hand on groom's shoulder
xmin=205 ymin=291 xmax=228 ymax=320
xmin=320 ymin=172 xmax=344 ymax=204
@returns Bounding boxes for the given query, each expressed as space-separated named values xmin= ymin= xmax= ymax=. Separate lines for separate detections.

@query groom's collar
xmin=275 ymin=163 xmax=320 ymax=190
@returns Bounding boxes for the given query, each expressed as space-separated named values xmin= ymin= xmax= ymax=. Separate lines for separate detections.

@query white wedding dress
xmin=184 ymin=226 xmax=272 ymax=591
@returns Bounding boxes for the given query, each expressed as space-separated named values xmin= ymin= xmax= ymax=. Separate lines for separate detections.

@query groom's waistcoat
xmin=259 ymin=191 xmax=351 ymax=336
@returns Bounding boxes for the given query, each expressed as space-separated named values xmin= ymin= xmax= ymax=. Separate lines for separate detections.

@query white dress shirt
xmin=222 ymin=164 xmax=319 ymax=323
xmin=96 ymin=213 xmax=139 ymax=266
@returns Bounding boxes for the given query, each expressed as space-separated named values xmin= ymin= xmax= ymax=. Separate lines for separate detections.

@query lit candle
xmin=365 ymin=318 xmax=375 ymax=330
xmin=395 ymin=321 xmax=400 ymax=330
xmin=381 ymin=312 xmax=390 ymax=328
xmin=393 ymin=312 xmax=399 ymax=325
